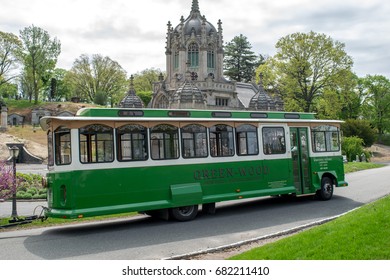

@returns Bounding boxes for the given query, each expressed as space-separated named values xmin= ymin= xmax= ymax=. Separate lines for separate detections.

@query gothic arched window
xmin=174 ymin=50 xmax=179 ymax=69
xmin=155 ymin=94 xmax=169 ymax=108
xmin=207 ymin=44 xmax=215 ymax=69
xmin=188 ymin=43 xmax=199 ymax=67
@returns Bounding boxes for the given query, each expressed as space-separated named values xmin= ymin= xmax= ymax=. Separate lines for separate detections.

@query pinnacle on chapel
xmin=118 ymin=75 xmax=144 ymax=108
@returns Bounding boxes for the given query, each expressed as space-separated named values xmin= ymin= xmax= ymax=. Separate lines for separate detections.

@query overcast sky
xmin=1 ymin=0 xmax=389 ymax=78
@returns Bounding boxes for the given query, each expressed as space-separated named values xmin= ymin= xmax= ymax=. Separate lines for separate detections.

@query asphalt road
xmin=1 ymin=165 xmax=390 ymax=260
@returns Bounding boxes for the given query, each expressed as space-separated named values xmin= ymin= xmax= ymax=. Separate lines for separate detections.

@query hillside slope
xmin=0 ymin=132 xmax=47 ymax=162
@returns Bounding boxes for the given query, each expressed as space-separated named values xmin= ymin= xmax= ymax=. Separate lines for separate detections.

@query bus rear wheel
xmin=170 ymin=205 xmax=198 ymax=221
xmin=317 ymin=177 xmax=334 ymax=201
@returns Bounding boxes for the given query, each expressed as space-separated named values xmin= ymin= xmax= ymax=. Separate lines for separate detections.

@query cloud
xmin=0 ymin=0 xmax=389 ymax=77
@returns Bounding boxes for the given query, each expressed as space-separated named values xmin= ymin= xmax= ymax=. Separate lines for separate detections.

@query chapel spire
xmin=191 ymin=0 xmax=200 ymax=14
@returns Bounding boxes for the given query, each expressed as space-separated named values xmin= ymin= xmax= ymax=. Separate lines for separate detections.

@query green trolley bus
xmin=40 ymin=108 xmax=348 ymax=221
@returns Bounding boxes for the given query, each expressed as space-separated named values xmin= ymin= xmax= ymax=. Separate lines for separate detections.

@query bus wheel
xmin=170 ymin=205 xmax=198 ymax=222
xmin=317 ymin=177 xmax=334 ymax=201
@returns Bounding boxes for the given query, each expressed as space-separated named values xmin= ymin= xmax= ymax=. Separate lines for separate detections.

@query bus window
xmin=117 ymin=124 xmax=148 ymax=161
xmin=181 ymin=124 xmax=208 ymax=158
xmin=209 ymin=124 xmax=234 ymax=157
xmin=47 ymin=130 xmax=54 ymax=167
xmin=236 ymin=124 xmax=259 ymax=156
xmin=79 ymin=124 xmax=114 ymax=163
xmin=54 ymin=126 xmax=71 ymax=165
xmin=312 ymin=125 xmax=340 ymax=152
xmin=150 ymin=124 xmax=179 ymax=160
xmin=262 ymin=127 xmax=286 ymax=155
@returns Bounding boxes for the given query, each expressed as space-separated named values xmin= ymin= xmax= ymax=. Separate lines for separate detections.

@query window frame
xmin=207 ymin=45 xmax=215 ymax=69
xmin=311 ymin=125 xmax=340 ymax=153
xmin=150 ymin=124 xmax=180 ymax=160
xmin=116 ymin=124 xmax=148 ymax=162
xmin=215 ymin=97 xmax=229 ymax=107
xmin=209 ymin=124 xmax=235 ymax=157
xmin=47 ymin=130 xmax=54 ymax=167
xmin=54 ymin=126 xmax=72 ymax=166
xmin=188 ymin=43 xmax=199 ymax=67
xmin=174 ymin=50 xmax=179 ymax=70
xmin=262 ymin=126 xmax=286 ymax=155
xmin=181 ymin=124 xmax=208 ymax=159
xmin=236 ymin=124 xmax=259 ymax=156
xmin=79 ymin=124 xmax=114 ymax=164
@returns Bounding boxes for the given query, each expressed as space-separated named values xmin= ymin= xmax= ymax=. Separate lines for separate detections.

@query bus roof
xmin=76 ymin=107 xmax=317 ymax=120
xmin=40 ymin=108 xmax=343 ymax=131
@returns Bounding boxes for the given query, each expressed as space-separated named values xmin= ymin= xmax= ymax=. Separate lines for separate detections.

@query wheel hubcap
xmin=178 ymin=206 xmax=193 ymax=216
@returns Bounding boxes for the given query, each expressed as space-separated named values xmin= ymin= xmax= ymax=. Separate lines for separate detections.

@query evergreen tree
xmin=224 ymin=34 xmax=259 ymax=82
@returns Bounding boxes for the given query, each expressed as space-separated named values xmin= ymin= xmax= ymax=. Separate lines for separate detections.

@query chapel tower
xmin=149 ymin=0 xmax=283 ymax=111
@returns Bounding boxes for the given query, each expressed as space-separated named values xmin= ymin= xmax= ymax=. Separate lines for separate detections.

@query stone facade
xmin=0 ymin=101 xmax=7 ymax=131
xmin=149 ymin=0 xmax=283 ymax=111
xmin=31 ymin=108 xmax=52 ymax=125
xmin=8 ymin=113 xmax=25 ymax=126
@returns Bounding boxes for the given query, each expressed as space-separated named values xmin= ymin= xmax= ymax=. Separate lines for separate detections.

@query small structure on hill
xmin=56 ymin=110 xmax=74 ymax=117
xmin=31 ymin=107 xmax=52 ymax=125
xmin=7 ymin=113 xmax=25 ymax=126
xmin=5 ymin=143 xmax=43 ymax=164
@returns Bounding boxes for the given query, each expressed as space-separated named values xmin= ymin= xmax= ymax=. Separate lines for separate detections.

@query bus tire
xmin=317 ymin=176 xmax=334 ymax=201
xmin=170 ymin=205 xmax=198 ymax=222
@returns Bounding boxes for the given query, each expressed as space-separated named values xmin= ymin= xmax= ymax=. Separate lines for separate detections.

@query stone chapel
xmin=136 ymin=0 xmax=283 ymax=111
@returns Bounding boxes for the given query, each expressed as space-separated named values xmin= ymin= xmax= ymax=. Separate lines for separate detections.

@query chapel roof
xmin=118 ymin=75 xmax=144 ymax=108
xmin=174 ymin=0 xmax=217 ymax=36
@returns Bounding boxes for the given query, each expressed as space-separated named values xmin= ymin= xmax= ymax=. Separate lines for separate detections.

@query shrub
xmin=26 ymin=187 xmax=38 ymax=195
xmin=22 ymin=192 xmax=33 ymax=199
xmin=342 ymin=136 xmax=364 ymax=162
xmin=341 ymin=119 xmax=377 ymax=147
xmin=38 ymin=188 xmax=47 ymax=195
xmin=0 ymin=161 xmax=15 ymax=200
xmin=378 ymin=134 xmax=390 ymax=145
xmin=17 ymin=184 xmax=28 ymax=192
xmin=16 ymin=191 xmax=26 ymax=199
xmin=14 ymin=173 xmax=46 ymax=200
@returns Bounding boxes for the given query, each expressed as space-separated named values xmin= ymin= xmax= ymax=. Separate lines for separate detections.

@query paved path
xmin=0 ymin=200 xmax=47 ymax=218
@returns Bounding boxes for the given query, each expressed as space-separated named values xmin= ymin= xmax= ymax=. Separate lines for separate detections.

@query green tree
xmin=43 ymin=68 xmax=72 ymax=101
xmin=263 ymin=31 xmax=353 ymax=112
xmin=67 ymin=54 xmax=127 ymax=106
xmin=0 ymin=81 xmax=18 ymax=99
xmin=0 ymin=31 xmax=22 ymax=89
xmin=361 ymin=75 xmax=390 ymax=138
xmin=224 ymin=34 xmax=259 ymax=82
xmin=18 ymin=25 xmax=61 ymax=104
xmin=137 ymin=91 xmax=152 ymax=106
xmin=314 ymin=71 xmax=361 ymax=119
xmin=132 ymin=68 xmax=163 ymax=106
xmin=338 ymin=74 xmax=364 ymax=120
xmin=341 ymin=119 xmax=377 ymax=147
xmin=20 ymin=67 xmax=34 ymax=100
xmin=133 ymin=68 xmax=162 ymax=92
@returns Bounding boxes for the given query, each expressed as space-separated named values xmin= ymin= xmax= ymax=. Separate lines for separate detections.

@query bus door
xmin=290 ymin=127 xmax=311 ymax=194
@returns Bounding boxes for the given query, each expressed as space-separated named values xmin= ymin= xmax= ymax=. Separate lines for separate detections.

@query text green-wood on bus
xmin=40 ymin=108 xmax=348 ymax=221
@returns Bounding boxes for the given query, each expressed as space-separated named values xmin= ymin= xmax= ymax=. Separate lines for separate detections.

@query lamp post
xmin=8 ymin=146 xmax=19 ymax=221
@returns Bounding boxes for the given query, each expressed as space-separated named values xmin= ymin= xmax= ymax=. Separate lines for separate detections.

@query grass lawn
xmin=344 ymin=162 xmax=385 ymax=173
xmin=7 ymin=125 xmax=47 ymax=146
xmin=230 ymin=194 xmax=390 ymax=260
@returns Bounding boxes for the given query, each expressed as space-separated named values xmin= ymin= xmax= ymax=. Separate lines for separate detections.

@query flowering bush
xmin=0 ymin=161 xmax=15 ymax=200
